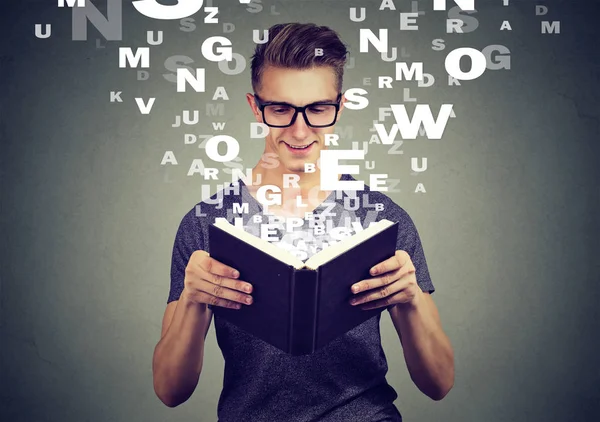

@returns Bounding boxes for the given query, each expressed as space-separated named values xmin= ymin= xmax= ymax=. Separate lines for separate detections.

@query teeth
xmin=287 ymin=143 xmax=311 ymax=149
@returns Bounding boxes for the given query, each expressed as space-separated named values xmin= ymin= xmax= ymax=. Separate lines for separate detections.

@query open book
xmin=208 ymin=218 xmax=399 ymax=355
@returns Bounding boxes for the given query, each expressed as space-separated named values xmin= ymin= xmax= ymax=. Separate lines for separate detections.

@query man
xmin=153 ymin=23 xmax=454 ymax=422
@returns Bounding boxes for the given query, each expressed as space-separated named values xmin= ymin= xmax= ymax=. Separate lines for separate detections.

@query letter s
xmin=343 ymin=88 xmax=369 ymax=110
xmin=132 ymin=0 xmax=204 ymax=20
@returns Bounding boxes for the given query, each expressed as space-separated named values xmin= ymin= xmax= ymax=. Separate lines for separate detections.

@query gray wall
xmin=2 ymin=0 xmax=599 ymax=421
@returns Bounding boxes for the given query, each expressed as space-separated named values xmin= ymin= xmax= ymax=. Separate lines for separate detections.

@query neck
xmin=249 ymin=166 xmax=342 ymax=192
xmin=246 ymin=164 xmax=343 ymax=215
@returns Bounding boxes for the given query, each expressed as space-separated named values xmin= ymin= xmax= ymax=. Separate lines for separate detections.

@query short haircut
xmin=250 ymin=22 xmax=349 ymax=94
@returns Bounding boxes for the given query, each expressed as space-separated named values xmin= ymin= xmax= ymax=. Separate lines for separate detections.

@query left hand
xmin=349 ymin=250 xmax=423 ymax=311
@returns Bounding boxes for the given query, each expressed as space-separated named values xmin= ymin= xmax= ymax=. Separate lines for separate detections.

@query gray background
xmin=1 ymin=0 xmax=599 ymax=421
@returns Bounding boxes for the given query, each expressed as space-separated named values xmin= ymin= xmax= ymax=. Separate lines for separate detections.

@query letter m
xmin=119 ymin=47 xmax=150 ymax=68
xmin=395 ymin=62 xmax=424 ymax=81
xmin=206 ymin=103 xmax=225 ymax=116
xmin=233 ymin=203 xmax=249 ymax=214
xmin=336 ymin=125 xmax=354 ymax=140
xmin=541 ymin=21 xmax=560 ymax=34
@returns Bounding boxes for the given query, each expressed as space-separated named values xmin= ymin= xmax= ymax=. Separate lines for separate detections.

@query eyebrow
xmin=258 ymin=96 xmax=338 ymax=106
xmin=309 ymin=98 xmax=338 ymax=105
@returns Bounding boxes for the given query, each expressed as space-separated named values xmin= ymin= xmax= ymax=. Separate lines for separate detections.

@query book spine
xmin=288 ymin=265 xmax=295 ymax=354
xmin=289 ymin=268 xmax=318 ymax=356
xmin=312 ymin=266 xmax=320 ymax=349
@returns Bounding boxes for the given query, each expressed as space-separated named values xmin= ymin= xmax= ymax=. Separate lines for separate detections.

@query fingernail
xmin=370 ymin=267 xmax=378 ymax=275
xmin=245 ymin=285 xmax=251 ymax=293
xmin=233 ymin=270 xmax=239 ymax=278
xmin=352 ymin=285 xmax=360 ymax=293
xmin=245 ymin=296 xmax=253 ymax=304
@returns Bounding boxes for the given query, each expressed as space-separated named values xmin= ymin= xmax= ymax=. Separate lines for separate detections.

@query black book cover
xmin=208 ymin=221 xmax=399 ymax=356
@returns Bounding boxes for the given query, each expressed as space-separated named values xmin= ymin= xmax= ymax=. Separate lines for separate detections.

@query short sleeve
xmin=395 ymin=208 xmax=435 ymax=295
xmin=167 ymin=209 xmax=205 ymax=304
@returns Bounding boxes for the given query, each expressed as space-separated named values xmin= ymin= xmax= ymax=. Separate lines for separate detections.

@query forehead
xmin=258 ymin=66 xmax=338 ymax=104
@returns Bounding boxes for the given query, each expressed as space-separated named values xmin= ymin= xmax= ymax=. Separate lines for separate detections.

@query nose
xmin=289 ymin=111 xmax=312 ymax=138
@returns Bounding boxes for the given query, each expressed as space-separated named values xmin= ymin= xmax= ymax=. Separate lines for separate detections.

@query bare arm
xmin=152 ymin=289 xmax=213 ymax=407
xmin=389 ymin=292 xmax=454 ymax=400
xmin=152 ymin=250 xmax=253 ymax=407
xmin=350 ymin=251 xmax=454 ymax=401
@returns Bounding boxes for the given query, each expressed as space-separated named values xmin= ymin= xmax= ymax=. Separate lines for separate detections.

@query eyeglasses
xmin=253 ymin=93 xmax=342 ymax=128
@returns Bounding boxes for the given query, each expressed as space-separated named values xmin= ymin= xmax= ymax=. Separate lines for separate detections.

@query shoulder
xmin=181 ymin=179 xmax=245 ymax=224
xmin=173 ymin=180 xmax=245 ymax=250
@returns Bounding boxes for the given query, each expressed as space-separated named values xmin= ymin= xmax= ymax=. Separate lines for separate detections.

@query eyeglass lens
xmin=264 ymin=104 xmax=337 ymax=127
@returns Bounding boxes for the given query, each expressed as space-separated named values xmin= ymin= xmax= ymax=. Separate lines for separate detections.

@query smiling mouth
xmin=283 ymin=141 xmax=315 ymax=150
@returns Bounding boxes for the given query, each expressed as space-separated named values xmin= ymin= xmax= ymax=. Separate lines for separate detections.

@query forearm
xmin=152 ymin=292 xmax=208 ymax=407
xmin=389 ymin=293 xmax=454 ymax=400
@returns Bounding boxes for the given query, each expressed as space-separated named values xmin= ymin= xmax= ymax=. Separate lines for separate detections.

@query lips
xmin=283 ymin=141 xmax=316 ymax=155
xmin=284 ymin=141 xmax=313 ymax=149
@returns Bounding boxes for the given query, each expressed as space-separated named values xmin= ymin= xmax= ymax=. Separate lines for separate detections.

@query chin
xmin=282 ymin=163 xmax=309 ymax=173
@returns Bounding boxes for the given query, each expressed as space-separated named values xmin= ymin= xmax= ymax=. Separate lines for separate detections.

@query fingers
xmin=184 ymin=272 xmax=253 ymax=309
xmin=351 ymin=266 xmax=409 ymax=294
xmin=186 ymin=290 xmax=245 ymax=309
xmin=185 ymin=250 xmax=254 ymax=309
xmin=195 ymin=250 xmax=240 ymax=279
xmin=199 ymin=267 xmax=252 ymax=294
xmin=358 ymin=289 xmax=413 ymax=311
xmin=350 ymin=275 xmax=415 ymax=309
xmin=349 ymin=251 xmax=417 ymax=310
xmin=351 ymin=267 xmax=400 ymax=293
xmin=354 ymin=251 xmax=414 ymax=293
xmin=190 ymin=280 xmax=253 ymax=309
xmin=369 ymin=250 xmax=410 ymax=277
xmin=198 ymin=277 xmax=254 ymax=306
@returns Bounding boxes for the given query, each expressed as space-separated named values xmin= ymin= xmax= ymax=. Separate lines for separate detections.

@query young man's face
xmin=247 ymin=65 xmax=345 ymax=174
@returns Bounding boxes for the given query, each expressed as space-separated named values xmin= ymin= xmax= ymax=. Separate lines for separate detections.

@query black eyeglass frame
xmin=253 ymin=93 xmax=343 ymax=128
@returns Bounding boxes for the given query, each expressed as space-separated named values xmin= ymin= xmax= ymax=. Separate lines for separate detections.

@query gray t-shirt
xmin=168 ymin=173 xmax=435 ymax=422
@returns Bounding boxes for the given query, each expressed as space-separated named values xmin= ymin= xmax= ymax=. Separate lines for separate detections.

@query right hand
xmin=181 ymin=250 xmax=253 ymax=309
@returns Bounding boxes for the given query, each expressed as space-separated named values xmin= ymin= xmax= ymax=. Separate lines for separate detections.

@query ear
xmin=246 ymin=93 xmax=262 ymax=122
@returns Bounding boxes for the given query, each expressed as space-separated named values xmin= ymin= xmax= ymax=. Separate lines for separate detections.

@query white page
xmin=304 ymin=219 xmax=394 ymax=270
xmin=213 ymin=218 xmax=305 ymax=268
